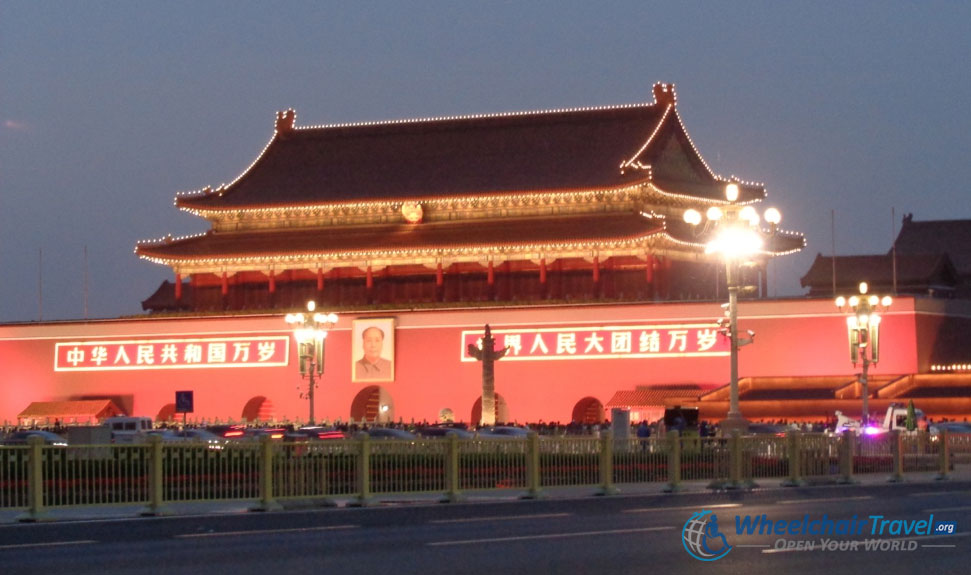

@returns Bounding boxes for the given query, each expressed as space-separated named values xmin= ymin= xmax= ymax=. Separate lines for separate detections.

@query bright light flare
xmin=706 ymin=226 xmax=763 ymax=259
xmin=764 ymin=207 xmax=781 ymax=225
xmin=725 ymin=183 xmax=739 ymax=202
xmin=741 ymin=206 xmax=761 ymax=226
xmin=683 ymin=209 xmax=702 ymax=226
xmin=285 ymin=313 xmax=305 ymax=325
xmin=295 ymin=327 xmax=317 ymax=344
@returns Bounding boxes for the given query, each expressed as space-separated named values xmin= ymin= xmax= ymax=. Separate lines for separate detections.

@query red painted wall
xmin=0 ymin=297 xmax=940 ymax=426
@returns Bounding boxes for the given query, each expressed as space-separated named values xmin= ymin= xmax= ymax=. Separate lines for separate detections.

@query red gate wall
xmin=0 ymin=297 xmax=946 ymax=426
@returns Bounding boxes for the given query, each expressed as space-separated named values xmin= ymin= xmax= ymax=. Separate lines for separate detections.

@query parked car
xmin=104 ymin=416 xmax=154 ymax=443
xmin=175 ymin=428 xmax=228 ymax=449
xmin=746 ymin=423 xmax=788 ymax=437
xmin=415 ymin=426 xmax=475 ymax=439
xmin=144 ymin=429 xmax=188 ymax=443
xmin=244 ymin=427 xmax=287 ymax=441
xmin=477 ymin=425 xmax=530 ymax=438
xmin=286 ymin=426 xmax=345 ymax=441
xmin=930 ymin=422 xmax=971 ymax=437
xmin=2 ymin=430 xmax=69 ymax=446
xmin=206 ymin=425 xmax=247 ymax=439
xmin=363 ymin=428 xmax=417 ymax=440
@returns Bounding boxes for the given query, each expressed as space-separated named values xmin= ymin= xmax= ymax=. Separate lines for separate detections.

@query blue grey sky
xmin=2 ymin=2 xmax=969 ymax=322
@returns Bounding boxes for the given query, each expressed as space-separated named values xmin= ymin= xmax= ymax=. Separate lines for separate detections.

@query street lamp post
xmin=285 ymin=301 xmax=338 ymax=425
xmin=835 ymin=282 xmax=891 ymax=427
xmin=684 ymin=183 xmax=782 ymax=434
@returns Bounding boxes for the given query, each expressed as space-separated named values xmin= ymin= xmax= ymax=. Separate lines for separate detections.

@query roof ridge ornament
xmin=275 ymin=109 xmax=296 ymax=134
xmin=652 ymin=83 xmax=676 ymax=107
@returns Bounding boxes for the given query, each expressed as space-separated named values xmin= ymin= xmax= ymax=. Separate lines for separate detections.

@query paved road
xmin=0 ymin=481 xmax=968 ymax=574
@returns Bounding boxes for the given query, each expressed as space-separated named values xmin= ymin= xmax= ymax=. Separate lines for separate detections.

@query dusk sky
xmin=2 ymin=2 xmax=969 ymax=323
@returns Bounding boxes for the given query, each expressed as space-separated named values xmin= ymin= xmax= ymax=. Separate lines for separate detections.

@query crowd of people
xmin=3 ymin=415 xmax=969 ymax=443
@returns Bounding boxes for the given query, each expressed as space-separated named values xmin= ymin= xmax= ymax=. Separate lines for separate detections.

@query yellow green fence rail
xmin=1 ymin=430 xmax=963 ymax=521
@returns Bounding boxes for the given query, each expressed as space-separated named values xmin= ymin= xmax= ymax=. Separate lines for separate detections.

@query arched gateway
xmin=156 ymin=403 xmax=176 ymax=423
xmin=241 ymin=396 xmax=276 ymax=423
xmin=350 ymin=386 xmax=394 ymax=423
xmin=572 ymin=396 xmax=604 ymax=424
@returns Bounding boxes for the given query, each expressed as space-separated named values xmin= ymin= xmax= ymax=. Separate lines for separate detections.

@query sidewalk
xmin=3 ymin=465 xmax=968 ymax=524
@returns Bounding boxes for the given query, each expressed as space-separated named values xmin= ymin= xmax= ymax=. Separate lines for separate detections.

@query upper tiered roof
xmin=173 ymin=83 xmax=764 ymax=214
xmin=135 ymin=83 xmax=804 ymax=297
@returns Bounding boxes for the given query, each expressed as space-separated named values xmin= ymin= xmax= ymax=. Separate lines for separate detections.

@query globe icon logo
xmin=683 ymin=510 xmax=733 ymax=561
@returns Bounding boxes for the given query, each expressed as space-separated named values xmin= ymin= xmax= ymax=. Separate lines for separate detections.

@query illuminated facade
xmin=2 ymin=297 xmax=971 ymax=426
xmin=2 ymin=84 xmax=967 ymax=428
xmin=136 ymin=83 xmax=804 ymax=312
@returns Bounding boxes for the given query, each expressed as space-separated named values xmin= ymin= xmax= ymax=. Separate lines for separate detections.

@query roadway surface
xmin=1 ymin=481 xmax=968 ymax=574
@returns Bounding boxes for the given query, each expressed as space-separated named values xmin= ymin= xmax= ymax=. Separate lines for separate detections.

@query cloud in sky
xmin=3 ymin=120 xmax=30 ymax=132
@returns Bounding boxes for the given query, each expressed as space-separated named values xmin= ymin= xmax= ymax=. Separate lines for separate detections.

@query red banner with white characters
xmin=461 ymin=324 xmax=729 ymax=361
xmin=55 ymin=336 xmax=289 ymax=371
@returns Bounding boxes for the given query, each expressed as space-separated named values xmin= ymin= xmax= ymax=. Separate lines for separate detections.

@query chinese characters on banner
xmin=461 ymin=324 xmax=729 ymax=362
xmin=55 ymin=336 xmax=289 ymax=371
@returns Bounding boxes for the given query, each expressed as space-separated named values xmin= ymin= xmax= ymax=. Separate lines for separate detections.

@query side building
xmin=801 ymin=214 xmax=971 ymax=300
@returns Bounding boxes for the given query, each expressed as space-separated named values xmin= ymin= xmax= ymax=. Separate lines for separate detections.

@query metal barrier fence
xmin=613 ymin=438 xmax=666 ymax=484
xmin=797 ymin=432 xmax=839 ymax=479
xmin=679 ymin=437 xmax=728 ymax=482
xmin=948 ymin=433 xmax=971 ymax=463
xmin=369 ymin=437 xmax=447 ymax=495
xmin=460 ymin=436 xmax=527 ymax=491
xmin=540 ymin=435 xmax=600 ymax=488
xmin=0 ymin=446 xmax=29 ymax=509
xmin=855 ymin=433 xmax=895 ymax=475
xmin=1 ymin=430 xmax=964 ymax=520
xmin=167 ymin=441 xmax=262 ymax=502
xmin=745 ymin=435 xmax=787 ymax=479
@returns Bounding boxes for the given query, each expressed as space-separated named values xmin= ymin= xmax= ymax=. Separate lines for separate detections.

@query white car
xmin=930 ymin=422 xmax=971 ymax=436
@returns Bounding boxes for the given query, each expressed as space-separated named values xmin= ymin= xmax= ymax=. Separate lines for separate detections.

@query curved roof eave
xmin=174 ymin=100 xmax=668 ymax=210
xmin=135 ymin=214 xmax=682 ymax=265
xmin=176 ymin=181 xmax=653 ymax=217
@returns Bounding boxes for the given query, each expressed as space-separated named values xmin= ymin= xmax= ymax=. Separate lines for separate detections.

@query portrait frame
xmin=351 ymin=317 xmax=396 ymax=382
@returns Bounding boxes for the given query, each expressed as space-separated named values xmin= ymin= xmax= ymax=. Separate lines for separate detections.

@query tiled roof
xmin=138 ymin=212 xmax=666 ymax=261
xmin=140 ymin=280 xmax=193 ymax=311
xmin=799 ymin=252 xmax=957 ymax=290
xmin=17 ymin=400 xmax=123 ymax=420
xmin=893 ymin=218 xmax=971 ymax=275
xmin=177 ymin=95 xmax=763 ymax=210
xmin=605 ymin=385 xmax=703 ymax=408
